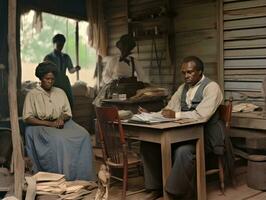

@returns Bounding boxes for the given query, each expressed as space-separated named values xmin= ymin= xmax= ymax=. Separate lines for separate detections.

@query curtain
xmin=32 ymin=11 xmax=43 ymax=33
xmin=86 ymin=0 xmax=108 ymax=56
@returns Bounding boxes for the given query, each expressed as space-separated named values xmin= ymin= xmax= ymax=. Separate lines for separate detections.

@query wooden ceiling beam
xmin=20 ymin=0 xmax=87 ymax=21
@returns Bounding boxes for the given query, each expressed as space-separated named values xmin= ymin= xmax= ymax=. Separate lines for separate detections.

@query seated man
xmin=23 ymin=61 xmax=96 ymax=181
xmin=140 ymin=56 xmax=224 ymax=199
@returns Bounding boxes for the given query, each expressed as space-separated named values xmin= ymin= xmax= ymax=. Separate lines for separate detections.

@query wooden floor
xmin=207 ymin=167 xmax=266 ymax=200
xmin=82 ymin=165 xmax=266 ymax=200
xmin=2 ymin=164 xmax=266 ymax=199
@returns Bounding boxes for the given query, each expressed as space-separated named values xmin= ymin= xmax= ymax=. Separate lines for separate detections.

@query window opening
xmin=20 ymin=10 xmax=96 ymax=87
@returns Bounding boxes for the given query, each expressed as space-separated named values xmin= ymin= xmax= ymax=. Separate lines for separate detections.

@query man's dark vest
xmin=180 ymin=77 xmax=225 ymax=155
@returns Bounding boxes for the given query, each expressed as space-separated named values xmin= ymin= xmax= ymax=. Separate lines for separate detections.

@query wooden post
xmin=8 ymin=0 xmax=25 ymax=199
xmin=75 ymin=21 xmax=80 ymax=81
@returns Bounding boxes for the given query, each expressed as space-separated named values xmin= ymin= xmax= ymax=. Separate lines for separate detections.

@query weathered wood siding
xmin=175 ymin=0 xmax=219 ymax=85
xmin=105 ymin=0 xmax=219 ymax=91
xmin=223 ymin=0 xmax=266 ymax=104
xmin=105 ymin=0 xmax=128 ymax=56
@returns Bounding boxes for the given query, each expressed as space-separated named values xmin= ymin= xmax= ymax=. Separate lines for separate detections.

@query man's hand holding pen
xmin=138 ymin=106 xmax=176 ymax=118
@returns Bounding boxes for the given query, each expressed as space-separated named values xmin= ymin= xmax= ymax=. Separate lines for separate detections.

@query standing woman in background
xmin=44 ymin=33 xmax=80 ymax=108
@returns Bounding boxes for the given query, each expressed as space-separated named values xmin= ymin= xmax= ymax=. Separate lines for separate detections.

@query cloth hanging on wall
xmin=32 ymin=11 xmax=43 ymax=33
xmin=86 ymin=0 xmax=108 ymax=56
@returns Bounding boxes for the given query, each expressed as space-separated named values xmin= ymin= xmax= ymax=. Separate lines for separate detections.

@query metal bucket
xmin=247 ymin=155 xmax=266 ymax=190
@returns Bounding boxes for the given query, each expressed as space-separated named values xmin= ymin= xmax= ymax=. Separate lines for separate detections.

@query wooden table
xmin=122 ymin=120 xmax=206 ymax=200
xmin=230 ymin=111 xmax=266 ymax=149
xmin=230 ymin=111 xmax=266 ymax=138
xmin=232 ymin=111 xmax=266 ymax=130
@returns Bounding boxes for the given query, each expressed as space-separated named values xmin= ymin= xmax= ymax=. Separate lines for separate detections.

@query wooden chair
xmin=95 ymin=106 xmax=142 ymax=199
xmin=206 ymin=99 xmax=233 ymax=194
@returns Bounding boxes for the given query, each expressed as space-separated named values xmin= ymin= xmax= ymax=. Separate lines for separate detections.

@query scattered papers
xmin=25 ymin=172 xmax=97 ymax=200
xmin=33 ymin=171 xmax=64 ymax=182
xmin=2 ymin=197 xmax=18 ymax=200
xmin=232 ymin=103 xmax=260 ymax=113
xmin=58 ymin=189 xmax=92 ymax=200
xmin=129 ymin=112 xmax=177 ymax=124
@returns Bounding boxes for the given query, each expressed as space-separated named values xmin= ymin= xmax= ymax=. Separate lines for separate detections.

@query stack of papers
xmin=25 ymin=172 xmax=97 ymax=199
xmin=129 ymin=112 xmax=176 ymax=124
xmin=30 ymin=172 xmax=67 ymax=196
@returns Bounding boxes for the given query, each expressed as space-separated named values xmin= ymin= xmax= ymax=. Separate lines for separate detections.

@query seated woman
xmin=23 ymin=61 xmax=96 ymax=181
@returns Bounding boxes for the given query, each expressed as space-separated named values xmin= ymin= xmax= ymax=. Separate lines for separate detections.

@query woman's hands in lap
xmin=48 ymin=118 xmax=64 ymax=129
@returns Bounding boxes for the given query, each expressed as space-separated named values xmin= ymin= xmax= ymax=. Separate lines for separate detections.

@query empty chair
xmin=95 ymin=106 xmax=142 ymax=199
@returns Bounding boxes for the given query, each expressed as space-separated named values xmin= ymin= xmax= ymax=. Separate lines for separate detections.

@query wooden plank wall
xmin=128 ymin=0 xmax=170 ymax=88
xmin=105 ymin=0 xmax=128 ymax=56
xmin=104 ymin=0 xmax=219 ymax=91
xmin=223 ymin=0 xmax=266 ymax=105
xmin=175 ymin=0 xmax=219 ymax=85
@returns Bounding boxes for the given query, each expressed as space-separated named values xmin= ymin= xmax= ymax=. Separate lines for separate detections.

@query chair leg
xmin=122 ymin=166 xmax=128 ymax=200
xmin=218 ymin=157 xmax=225 ymax=194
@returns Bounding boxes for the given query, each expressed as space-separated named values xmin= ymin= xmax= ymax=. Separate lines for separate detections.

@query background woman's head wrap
xmin=35 ymin=61 xmax=58 ymax=80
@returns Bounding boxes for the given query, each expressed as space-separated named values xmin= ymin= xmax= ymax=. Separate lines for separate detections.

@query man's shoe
xmin=166 ymin=192 xmax=196 ymax=200
xmin=145 ymin=190 xmax=163 ymax=200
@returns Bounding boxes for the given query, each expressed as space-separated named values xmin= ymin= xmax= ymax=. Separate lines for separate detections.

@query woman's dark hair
xmin=181 ymin=56 xmax=204 ymax=72
xmin=35 ymin=61 xmax=58 ymax=80
xmin=52 ymin=34 xmax=66 ymax=44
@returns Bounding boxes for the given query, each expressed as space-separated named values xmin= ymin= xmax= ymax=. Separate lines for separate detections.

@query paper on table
xmin=129 ymin=112 xmax=177 ymax=124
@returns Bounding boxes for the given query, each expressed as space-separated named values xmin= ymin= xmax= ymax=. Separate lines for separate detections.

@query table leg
xmin=161 ymin=135 xmax=172 ymax=200
xmin=196 ymin=132 xmax=206 ymax=200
